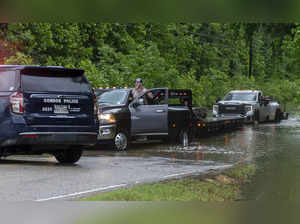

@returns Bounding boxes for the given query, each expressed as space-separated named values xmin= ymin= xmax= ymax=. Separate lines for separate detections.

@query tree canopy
xmin=1 ymin=23 xmax=300 ymax=108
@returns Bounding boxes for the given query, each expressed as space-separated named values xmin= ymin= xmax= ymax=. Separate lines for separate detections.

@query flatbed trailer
xmin=193 ymin=116 xmax=244 ymax=138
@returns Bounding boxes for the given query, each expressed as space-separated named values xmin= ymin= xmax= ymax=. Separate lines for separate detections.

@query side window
xmin=138 ymin=89 xmax=167 ymax=105
xmin=0 ymin=71 xmax=17 ymax=91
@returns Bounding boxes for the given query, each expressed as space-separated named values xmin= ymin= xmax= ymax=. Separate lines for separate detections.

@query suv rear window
xmin=0 ymin=71 xmax=16 ymax=92
xmin=21 ymin=72 xmax=92 ymax=93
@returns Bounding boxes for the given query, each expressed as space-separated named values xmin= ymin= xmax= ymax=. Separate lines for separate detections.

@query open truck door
xmin=129 ymin=88 xmax=168 ymax=136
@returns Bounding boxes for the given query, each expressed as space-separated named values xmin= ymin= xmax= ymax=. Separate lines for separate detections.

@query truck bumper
xmin=98 ymin=124 xmax=116 ymax=140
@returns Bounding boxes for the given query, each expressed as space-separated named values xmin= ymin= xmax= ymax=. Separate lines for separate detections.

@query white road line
xmin=163 ymin=172 xmax=195 ymax=178
xmin=35 ymin=184 xmax=127 ymax=202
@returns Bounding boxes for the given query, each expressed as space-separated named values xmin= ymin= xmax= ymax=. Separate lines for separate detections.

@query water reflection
xmin=88 ymin=116 xmax=300 ymax=203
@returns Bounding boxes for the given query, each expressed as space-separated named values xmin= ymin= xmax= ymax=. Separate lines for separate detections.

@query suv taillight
xmin=10 ymin=92 xmax=24 ymax=114
xmin=93 ymin=94 xmax=99 ymax=116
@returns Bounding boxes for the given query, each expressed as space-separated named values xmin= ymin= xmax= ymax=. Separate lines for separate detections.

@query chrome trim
xmin=98 ymin=124 xmax=117 ymax=140
xmin=49 ymin=115 xmax=76 ymax=118
xmin=30 ymin=94 xmax=89 ymax=99
xmin=134 ymin=133 xmax=168 ymax=136
xmin=19 ymin=132 xmax=98 ymax=136
xmin=29 ymin=125 xmax=93 ymax=128
xmin=99 ymin=124 xmax=116 ymax=128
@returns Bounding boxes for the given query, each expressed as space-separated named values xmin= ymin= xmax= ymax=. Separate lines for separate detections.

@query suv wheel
xmin=54 ymin=148 xmax=82 ymax=164
xmin=114 ymin=132 xmax=128 ymax=151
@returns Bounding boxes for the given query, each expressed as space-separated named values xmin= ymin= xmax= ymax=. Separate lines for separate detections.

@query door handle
xmin=156 ymin=110 xmax=165 ymax=113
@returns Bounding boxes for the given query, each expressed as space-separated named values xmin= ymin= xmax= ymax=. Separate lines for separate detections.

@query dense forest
xmin=0 ymin=23 xmax=299 ymax=108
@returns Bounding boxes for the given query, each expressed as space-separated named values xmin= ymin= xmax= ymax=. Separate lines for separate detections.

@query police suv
xmin=0 ymin=65 xmax=99 ymax=164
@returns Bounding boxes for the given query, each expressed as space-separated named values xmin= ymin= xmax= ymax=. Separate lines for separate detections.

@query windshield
xmin=99 ymin=90 xmax=128 ymax=105
xmin=224 ymin=92 xmax=257 ymax=101
xmin=95 ymin=89 xmax=108 ymax=97
xmin=0 ymin=71 xmax=16 ymax=92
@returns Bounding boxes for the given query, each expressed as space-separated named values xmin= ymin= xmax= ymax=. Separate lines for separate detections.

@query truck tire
xmin=255 ymin=110 xmax=260 ymax=123
xmin=54 ymin=148 xmax=82 ymax=164
xmin=275 ymin=109 xmax=281 ymax=122
xmin=179 ymin=129 xmax=190 ymax=147
xmin=113 ymin=131 xmax=129 ymax=151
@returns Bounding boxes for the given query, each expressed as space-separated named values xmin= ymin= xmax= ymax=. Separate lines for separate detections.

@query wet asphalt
xmin=0 ymin=117 xmax=296 ymax=201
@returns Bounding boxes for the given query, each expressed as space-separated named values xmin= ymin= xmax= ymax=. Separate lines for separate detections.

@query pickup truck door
xmin=129 ymin=88 xmax=168 ymax=135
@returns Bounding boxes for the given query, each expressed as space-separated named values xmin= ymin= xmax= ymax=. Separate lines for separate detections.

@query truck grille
xmin=219 ymin=104 xmax=246 ymax=115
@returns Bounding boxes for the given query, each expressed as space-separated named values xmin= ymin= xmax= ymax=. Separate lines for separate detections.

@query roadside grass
xmin=80 ymin=164 xmax=255 ymax=202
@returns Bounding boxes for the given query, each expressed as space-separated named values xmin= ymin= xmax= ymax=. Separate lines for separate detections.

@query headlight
xmin=213 ymin=105 xmax=219 ymax=113
xmin=245 ymin=105 xmax=253 ymax=113
xmin=98 ymin=113 xmax=116 ymax=123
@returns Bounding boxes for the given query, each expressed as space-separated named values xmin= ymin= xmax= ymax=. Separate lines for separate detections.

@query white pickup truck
xmin=213 ymin=90 xmax=283 ymax=123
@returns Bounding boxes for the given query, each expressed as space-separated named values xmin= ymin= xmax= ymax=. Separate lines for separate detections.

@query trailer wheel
xmin=54 ymin=148 xmax=82 ymax=164
xmin=179 ymin=129 xmax=190 ymax=147
xmin=113 ymin=131 xmax=129 ymax=151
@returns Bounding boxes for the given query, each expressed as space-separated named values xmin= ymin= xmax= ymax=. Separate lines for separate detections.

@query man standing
xmin=132 ymin=78 xmax=147 ymax=99
xmin=132 ymin=78 xmax=153 ymax=101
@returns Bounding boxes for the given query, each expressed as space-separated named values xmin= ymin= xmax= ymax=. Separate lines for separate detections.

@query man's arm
xmin=147 ymin=91 xmax=154 ymax=99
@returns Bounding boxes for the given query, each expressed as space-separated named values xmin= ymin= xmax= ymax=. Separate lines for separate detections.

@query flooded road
xmin=89 ymin=115 xmax=300 ymax=201
xmin=0 ymin=117 xmax=299 ymax=201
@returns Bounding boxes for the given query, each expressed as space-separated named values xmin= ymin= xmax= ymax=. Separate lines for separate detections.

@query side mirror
xmin=133 ymin=98 xmax=144 ymax=108
xmin=133 ymin=102 xmax=139 ymax=108
xmin=138 ymin=98 xmax=144 ymax=105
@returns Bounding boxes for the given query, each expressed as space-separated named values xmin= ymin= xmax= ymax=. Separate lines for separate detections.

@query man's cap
xmin=136 ymin=78 xmax=143 ymax=83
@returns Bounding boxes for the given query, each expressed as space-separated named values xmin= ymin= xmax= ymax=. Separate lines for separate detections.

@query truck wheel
xmin=114 ymin=132 xmax=128 ymax=151
xmin=255 ymin=110 xmax=260 ymax=123
xmin=275 ymin=110 xmax=281 ymax=122
xmin=54 ymin=148 xmax=82 ymax=164
xmin=179 ymin=129 xmax=190 ymax=147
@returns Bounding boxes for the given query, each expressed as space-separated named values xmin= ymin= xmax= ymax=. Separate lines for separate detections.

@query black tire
xmin=255 ymin=110 xmax=260 ymax=123
xmin=54 ymin=148 xmax=82 ymax=164
xmin=113 ymin=131 xmax=129 ymax=151
xmin=179 ymin=129 xmax=190 ymax=147
xmin=275 ymin=109 xmax=281 ymax=122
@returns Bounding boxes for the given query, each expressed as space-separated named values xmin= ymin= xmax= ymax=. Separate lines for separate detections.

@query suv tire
xmin=54 ymin=148 xmax=83 ymax=164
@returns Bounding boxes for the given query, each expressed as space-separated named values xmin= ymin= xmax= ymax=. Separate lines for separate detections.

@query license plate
xmin=226 ymin=107 xmax=236 ymax=110
xmin=54 ymin=105 xmax=69 ymax=114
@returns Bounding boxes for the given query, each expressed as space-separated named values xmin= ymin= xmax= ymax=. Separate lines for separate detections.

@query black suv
xmin=0 ymin=65 xmax=99 ymax=164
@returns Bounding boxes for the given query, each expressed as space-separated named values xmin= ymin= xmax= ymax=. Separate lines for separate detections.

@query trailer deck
xmin=193 ymin=116 xmax=244 ymax=138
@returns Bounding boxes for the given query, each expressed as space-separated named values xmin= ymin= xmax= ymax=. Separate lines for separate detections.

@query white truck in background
xmin=213 ymin=90 xmax=288 ymax=123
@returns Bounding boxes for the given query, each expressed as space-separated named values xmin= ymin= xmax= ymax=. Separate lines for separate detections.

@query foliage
xmin=1 ymin=23 xmax=300 ymax=107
